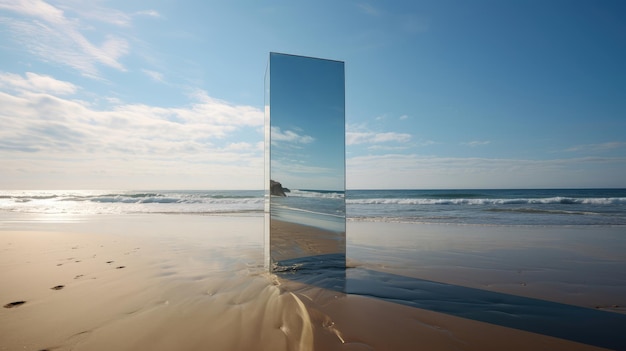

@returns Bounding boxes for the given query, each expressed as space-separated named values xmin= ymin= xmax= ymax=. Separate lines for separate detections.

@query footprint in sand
xmin=51 ymin=285 xmax=65 ymax=290
xmin=106 ymin=261 xmax=114 ymax=264
xmin=116 ymin=266 xmax=126 ymax=269
xmin=74 ymin=274 xmax=84 ymax=279
xmin=4 ymin=301 xmax=26 ymax=308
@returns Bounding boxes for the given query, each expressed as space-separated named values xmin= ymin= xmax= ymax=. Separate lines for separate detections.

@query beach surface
xmin=1 ymin=214 xmax=624 ymax=350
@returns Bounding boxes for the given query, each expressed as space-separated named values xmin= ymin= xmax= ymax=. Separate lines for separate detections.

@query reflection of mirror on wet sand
xmin=265 ymin=52 xmax=345 ymax=277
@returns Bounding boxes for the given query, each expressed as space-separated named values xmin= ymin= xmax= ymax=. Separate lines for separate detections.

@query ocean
xmin=348 ymin=188 xmax=626 ymax=226
xmin=1 ymin=188 xmax=625 ymax=226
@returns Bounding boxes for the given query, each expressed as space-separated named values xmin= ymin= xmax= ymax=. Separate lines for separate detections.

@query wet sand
xmin=347 ymin=221 xmax=626 ymax=313
xmin=1 ymin=214 xmax=624 ymax=350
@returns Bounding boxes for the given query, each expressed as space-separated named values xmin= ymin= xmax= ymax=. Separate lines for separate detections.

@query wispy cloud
xmin=374 ymin=114 xmax=387 ymax=121
xmin=270 ymin=126 xmax=314 ymax=145
xmin=56 ymin=1 xmax=133 ymax=27
xmin=375 ymin=114 xmax=409 ymax=121
xmin=367 ymin=145 xmax=410 ymax=151
xmin=462 ymin=140 xmax=491 ymax=147
xmin=357 ymin=3 xmax=381 ymax=16
xmin=135 ymin=10 xmax=161 ymax=18
xmin=0 ymin=0 xmax=133 ymax=77
xmin=141 ymin=69 xmax=164 ymax=83
xmin=347 ymin=153 xmax=626 ymax=189
xmin=418 ymin=140 xmax=438 ymax=146
xmin=347 ymin=131 xmax=411 ymax=145
xmin=272 ymin=159 xmax=333 ymax=175
xmin=564 ymin=142 xmax=626 ymax=153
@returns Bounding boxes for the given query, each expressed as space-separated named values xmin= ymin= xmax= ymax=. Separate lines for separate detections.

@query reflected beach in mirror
xmin=265 ymin=53 xmax=346 ymax=275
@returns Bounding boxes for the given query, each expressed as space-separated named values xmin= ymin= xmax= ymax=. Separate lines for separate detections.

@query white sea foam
xmin=346 ymin=197 xmax=626 ymax=206
xmin=0 ymin=190 xmax=264 ymax=215
xmin=288 ymin=190 xmax=344 ymax=199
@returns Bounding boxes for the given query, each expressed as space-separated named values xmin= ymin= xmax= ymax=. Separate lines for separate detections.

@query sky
xmin=0 ymin=0 xmax=625 ymax=190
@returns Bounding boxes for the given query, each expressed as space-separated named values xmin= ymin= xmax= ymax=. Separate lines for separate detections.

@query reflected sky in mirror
xmin=269 ymin=53 xmax=345 ymax=192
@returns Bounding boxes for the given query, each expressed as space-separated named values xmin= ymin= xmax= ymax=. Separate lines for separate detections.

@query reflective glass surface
xmin=265 ymin=52 xmax=346 ymax=273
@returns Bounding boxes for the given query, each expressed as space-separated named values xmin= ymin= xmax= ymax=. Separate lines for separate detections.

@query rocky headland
xmin=270 ymin=180 xmax=290 ymax=197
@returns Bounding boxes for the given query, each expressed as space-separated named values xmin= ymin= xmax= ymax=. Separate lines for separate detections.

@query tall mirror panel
xmin=265 ymin=52 xmax=346 ymax=273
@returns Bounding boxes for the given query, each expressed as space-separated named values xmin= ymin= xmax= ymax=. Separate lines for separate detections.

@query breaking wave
xmin=347 ymin=197 xmax=626 ymax=206
xmin=0 ymin=190 xmax=264 ymax=215
xmin=288 ymin=190 xmax=344 ymax=199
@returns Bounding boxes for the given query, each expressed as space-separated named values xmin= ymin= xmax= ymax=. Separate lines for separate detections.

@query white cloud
xmin=225 ymin=142 xmax=253 ymax=151
xmin=0 ymin=71 xmax=265 ymax=189
xmin=0 ymin=0 xmax=130 ymax=77
xmin=399 ymin=114 xmax=409 ymax=120
xmin=270 ymin=126 xmax=314 ymax=145
xmin=347 ymin=131 xmax=411 ymax=145
xmin=179 ymin=89 xmax=265 ymax=126
xmin=0 ymin=72 xmax=77 ymax=95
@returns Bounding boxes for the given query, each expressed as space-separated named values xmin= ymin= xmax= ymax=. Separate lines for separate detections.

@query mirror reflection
xmin=266 ymin=52 xmax=346 ymax=273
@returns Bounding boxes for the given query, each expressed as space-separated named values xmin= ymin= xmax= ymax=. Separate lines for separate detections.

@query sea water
xmin=1 ymin=188 xmax=625 ymax=226
xmin=347 ymin=188 xmax=626 ymax=226
xmin=270 ymin=189 xmax=345 ymax=232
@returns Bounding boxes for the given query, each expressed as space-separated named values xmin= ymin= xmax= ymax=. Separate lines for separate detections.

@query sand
xmin=348 ymin=222 xmax=626 ymax=313
xmin=1 ymin=214 xmax=624 ymax=350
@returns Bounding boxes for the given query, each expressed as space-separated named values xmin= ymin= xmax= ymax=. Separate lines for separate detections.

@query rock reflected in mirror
xmin=266 ymin=52 xmax=345 ymax=275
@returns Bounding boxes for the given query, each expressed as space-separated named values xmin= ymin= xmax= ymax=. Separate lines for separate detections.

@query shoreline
xmin=4 ymin=208 xmax=626 ymax=227
xmin=1 ymin=214 xmax=624 ymax=350
xmin=349 ymin=216 xmax=626 ymax=228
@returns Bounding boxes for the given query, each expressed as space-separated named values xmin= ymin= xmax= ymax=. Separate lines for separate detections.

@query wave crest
xmin=288 ymin=190 xmax=344 ymax=199
xmin=347 ymin=197 xmax=626 ymax=206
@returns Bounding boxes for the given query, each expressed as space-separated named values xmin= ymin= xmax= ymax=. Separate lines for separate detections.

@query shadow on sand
xmin=275 ymin=254 xmax=626 ymax=350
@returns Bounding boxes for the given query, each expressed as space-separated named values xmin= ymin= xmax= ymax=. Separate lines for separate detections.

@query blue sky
xmin=0 ymin=0 xmax=624 ymax=189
